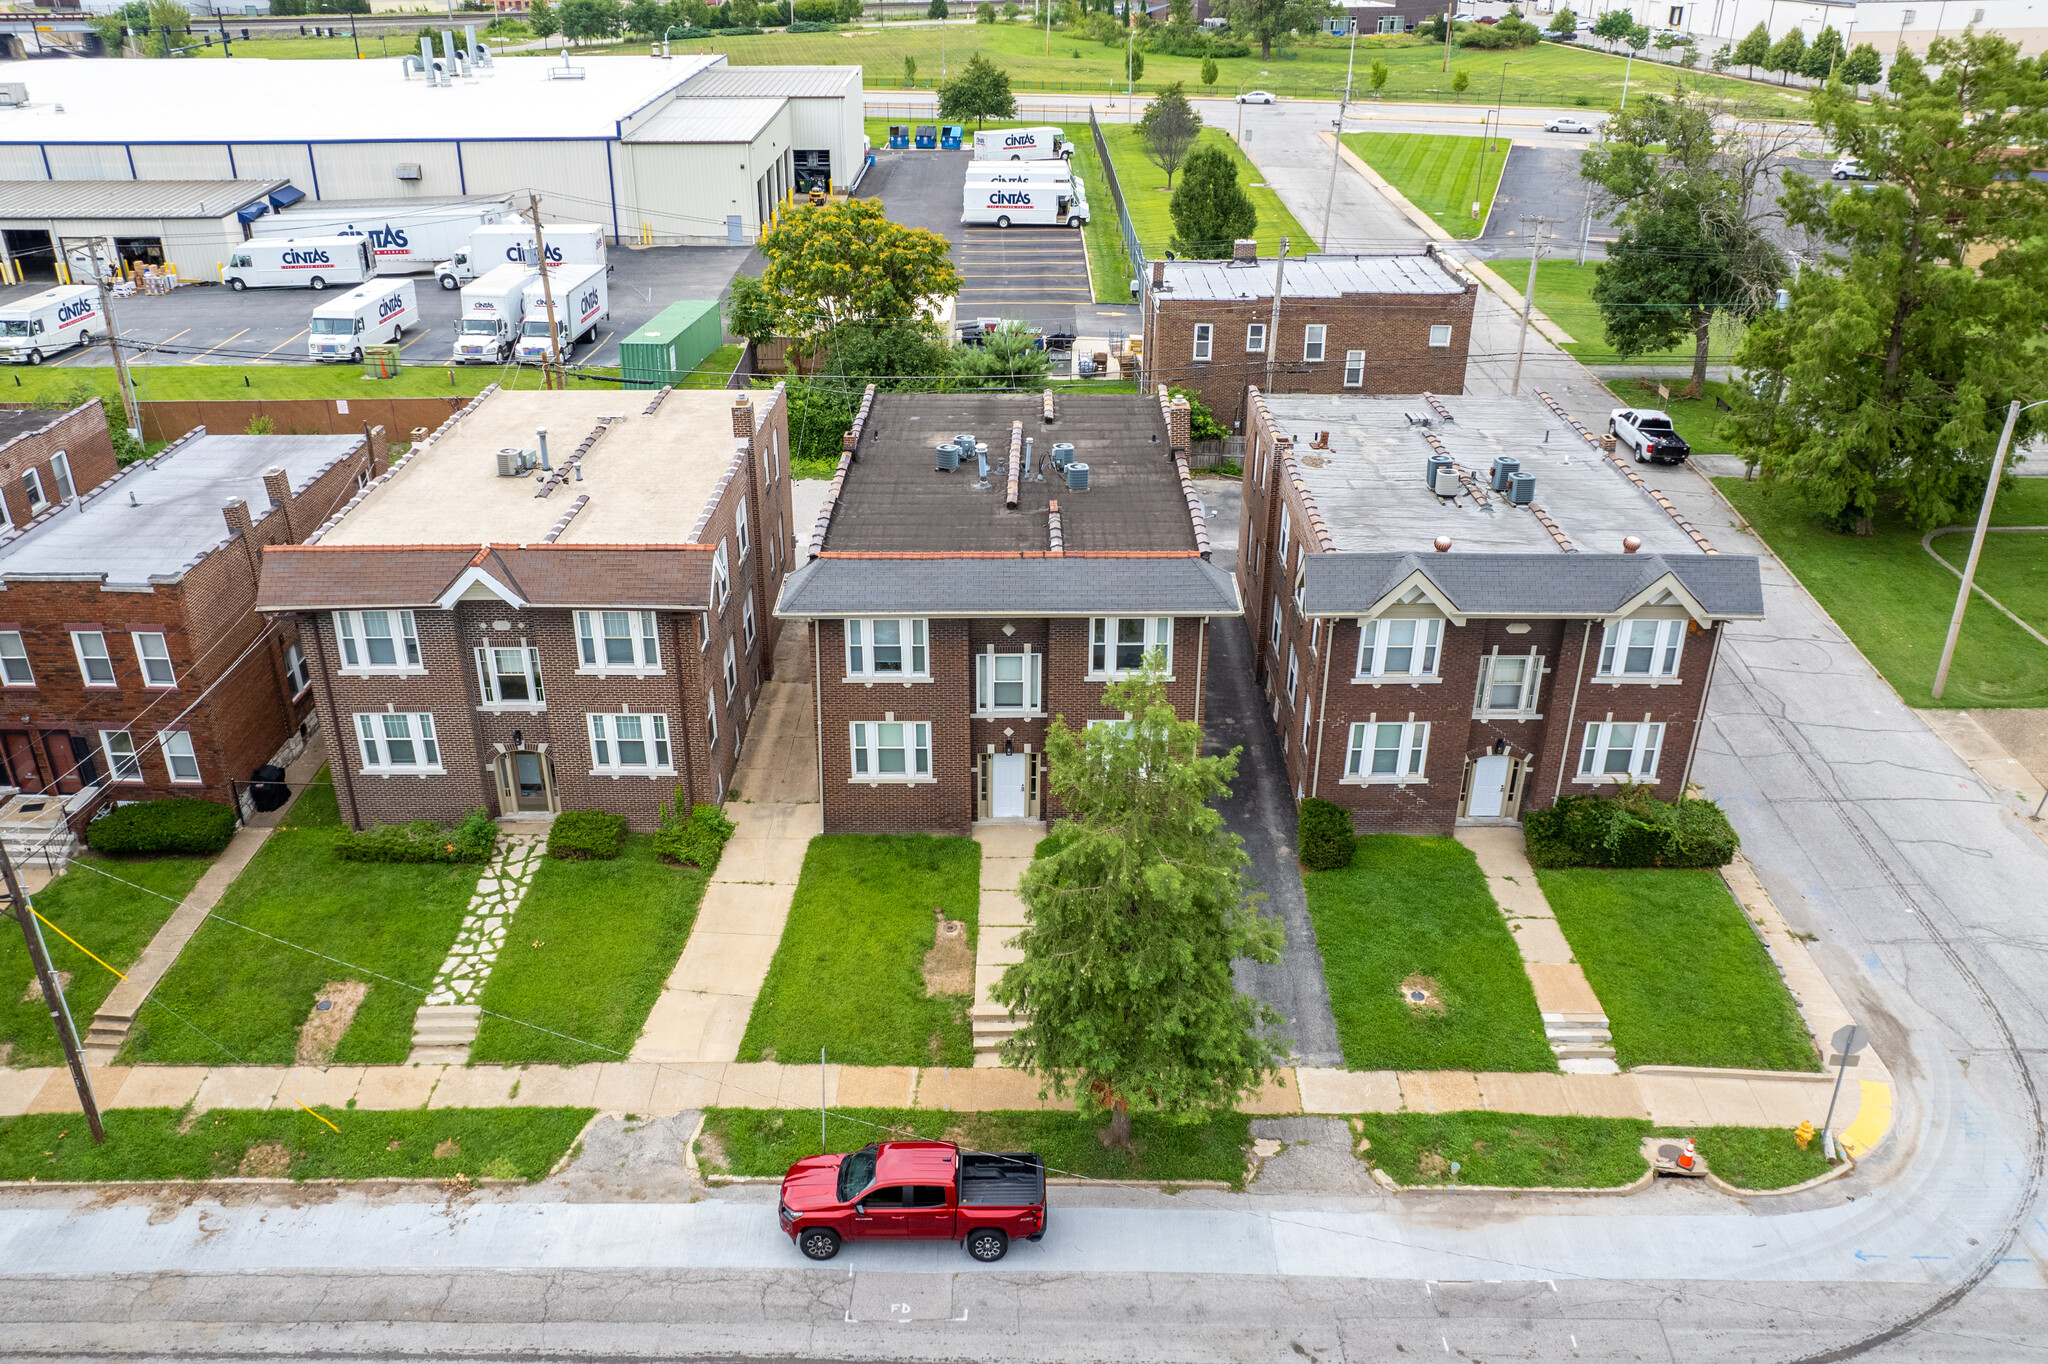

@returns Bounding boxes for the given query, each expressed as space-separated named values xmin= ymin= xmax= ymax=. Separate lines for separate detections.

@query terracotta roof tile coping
xmin=816 ymin=550 xmax=1202 ymax=560
xmin=265 ymin=541 xmax=717 ymax=553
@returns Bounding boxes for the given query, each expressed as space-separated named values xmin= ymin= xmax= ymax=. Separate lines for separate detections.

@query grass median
xmin=1339 ymin=132 xmax=1506 ymax=240
xmin=1303 ymin=835 xmax=1554 ymax=1073
xmin=1354 ymin=1113 xmax=1838 ymax=1189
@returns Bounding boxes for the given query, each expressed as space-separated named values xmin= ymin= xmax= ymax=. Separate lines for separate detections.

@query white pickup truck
xmin=1608 ymin=407 xmax=1693 ymax=466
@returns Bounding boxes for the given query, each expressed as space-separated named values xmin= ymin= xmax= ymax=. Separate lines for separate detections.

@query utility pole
xmin=350 ymin=9 xmax=361 ymax=60
xmin=1577 ymin=124 xmax=1605 ymax=266
xmin=1264 ymin=236 xmax=1289 ymax=396
xmin=92 ymin=268 xmax=141 ymax=443
xmin=1319 ymin=20 xmax=1360 ymax=252
xmin=1442 ymin=1 xmax=1453 ymax=70
xmin=527 ymin=193 xmax=563 ymax=392
xmin=1934 ymin=398 xmax=2041 ymax=698
xmin=1 ymin=844 xmax=103 ymax=1143
xmin=1510 ymin=214 xmax=1557 ymax=396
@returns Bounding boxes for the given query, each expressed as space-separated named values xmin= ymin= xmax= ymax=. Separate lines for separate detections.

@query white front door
xmin=1468 ymin=755 xmax=1511 ymax=819
xmin=991 ymin=753 xmax=1028 ymax=819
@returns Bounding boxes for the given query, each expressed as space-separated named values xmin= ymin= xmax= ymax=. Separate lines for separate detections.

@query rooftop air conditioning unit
xmin=1506 ymin=471 xmax=1536 ymax=505
xmin=0 ymin=84 xmax=28 ymax=109
xmin=1050 ymin=441 xmax=1075 ymax=470
xmin=396 ymin=163 xmax=423 ymax=181
xmin=1431 ymin=464 xmax=1462 ymax=497
xmin=935 ymin=442 xmax=960 ymax=472
xmin=496 ymin=447 xmax=537 ymax=478
xmin=1426 ymin=452 xmax=1454 ymax=488
xmin=1064 ymin=461 xmax=1091 ymax=491
xmin=1490 ymin=455 xmax=1520 ymax=491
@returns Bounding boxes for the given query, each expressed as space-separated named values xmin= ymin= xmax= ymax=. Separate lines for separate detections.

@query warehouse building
xmin=0 ymin=53 xmax=865 ymax=263
xmin=0 ymin=179 xmax=301 ymax=283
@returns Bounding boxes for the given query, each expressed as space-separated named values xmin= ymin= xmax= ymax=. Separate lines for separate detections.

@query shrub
xmin=652 ymin=790 xmax=736 ymax=869
xmin=791 ymin=0 xmax=836 ymax=19
xmin=547 ymin=809 xmax=627 ymax=861
xmin=335 ymin=808 xmax=497 ymax=864
xmin=1524 ymin=787 xmax=1739 ymax=869
xmin=85 ymin=798 xmax=237 ymax=857
xmin=785 ymin=18 xmax=836 ymax=29
xmin=1297 ymin=798 xmax=1357 ymax=871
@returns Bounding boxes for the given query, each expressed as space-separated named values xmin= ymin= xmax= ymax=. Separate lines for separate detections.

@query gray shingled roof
xmin=1301 ymin=552 xmax=1765 ymax=619
xmin=777 ymin=556 xmax=1242 ymax=618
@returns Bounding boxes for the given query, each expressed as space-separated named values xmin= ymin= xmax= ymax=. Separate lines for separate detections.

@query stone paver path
xmin=408 ymin=833 xmax=544 ymax=1064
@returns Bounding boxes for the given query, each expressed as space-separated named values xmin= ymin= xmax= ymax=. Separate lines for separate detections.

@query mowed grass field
xmin=1341 ymin=132 xmax=1507 ymax=241
xmin=1096 ymin=124 xmax=1315 ymax=258
xmin=1530 ymin=260 xmax=1749 ymax=366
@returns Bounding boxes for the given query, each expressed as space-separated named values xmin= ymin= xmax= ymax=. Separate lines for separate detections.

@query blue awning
xmin=268 ymin=185 xmax=306 ymax=210
xmin=236 ymin=201 xmax=270 ymax=223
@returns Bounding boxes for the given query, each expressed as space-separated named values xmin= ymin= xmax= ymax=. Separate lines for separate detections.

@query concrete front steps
xmin=81 ymin=1006 xmax=134 ymax=1066
xmin=970 ymin=1002 xmax=1025 ymax=1064
xmin=409 ymin=1004 xmax=481 ymax=1064
xmin=1545 ymin=1011 xmax=1619 ymax=1074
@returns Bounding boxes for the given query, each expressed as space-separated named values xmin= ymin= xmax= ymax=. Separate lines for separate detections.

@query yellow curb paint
xmin=1838 ymin=1081 xmax=1891 ymax=1158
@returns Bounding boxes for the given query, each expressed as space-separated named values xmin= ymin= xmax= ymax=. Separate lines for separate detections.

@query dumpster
xmin=619 ymin=298 xmax=724 ymax=389
xmin=888 ymin=124 xmax=910 ymax=149
xmin=940 ymin=124 xmax=964 ymax=150
xmin=915 ymin=124 xmax=938 ymax=149
xmin=362 ymin=343 xmax=401 ymax=379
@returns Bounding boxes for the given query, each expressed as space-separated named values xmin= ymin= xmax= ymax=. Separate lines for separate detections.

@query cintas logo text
xmin=377 ymin=293 xmax=407 ymax=320
xmin=342 ymin=223 xmax=410 ymax=251
xmin=1004 ymin=133 xmax=1038 ymax=147
xmin=986 ymin=190 xmax=1033 ymax=206
xmin=56 ymin=299 xmax=97 ymax=324
xmin=281 ymin=247 xmax=332 ymax=265
xmin=507 ymin=243 xmax=565 ymax=263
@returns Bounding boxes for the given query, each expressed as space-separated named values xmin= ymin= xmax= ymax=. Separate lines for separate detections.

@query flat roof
xmin=319 ymin=388 xmax=740 ymax=549
xmin=1157 ymin=252 xmax=1469 ymax=302
xmin=625 ymin=96 xmax=787 ymax=145
xmin=0 ymin=432 xmax=362 ymax=586
xmin=0 ymin=179 xmax=286 ymax=222
xmin=0 ymin=409 xmax=65 ymax=447
xmin=822 ymin=393 xmax=1196 ymax=554
xmin=676 ymin=66 xmax=861 ymax=99
xmin=1263 ymin=394 xmax=1704 ymax=558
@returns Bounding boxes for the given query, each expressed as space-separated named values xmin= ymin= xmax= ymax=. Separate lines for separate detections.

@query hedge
xmin=335 ymin=809 xmax=497 ymax=864
xmin=653 ymin=799 xmax=735 ymax=870
xmin=1524 ymin=786 xmax=1739 ymax=869
xmin=84 ymin=798 xmax=237 ymax=857
xmin=547 ymin=810 xmax=627 ymax=861
xmin=1297 ymin=797 xmax=1356 ymax=871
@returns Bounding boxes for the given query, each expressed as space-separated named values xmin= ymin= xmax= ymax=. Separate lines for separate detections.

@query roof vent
xmin=1434 ymin=535 xmax=1453 ymax=552
xmin=1064 ymin=461 xmax=1091 ymax=491
xmin=1623 ymin=535 xmax=1642 ymax=554
xmin=0 ymin=84 xmax=28 ymax=109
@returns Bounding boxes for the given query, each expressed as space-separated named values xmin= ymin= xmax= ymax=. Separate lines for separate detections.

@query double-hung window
xmin=975 ymin=650 xmax=1042 ymax=714
xmin=1246 ymin=322 xmax=1266 ymax=353
xmin=72 ymin=630 xmax=115 ymax=687
xmin=1192 ymin=323 xmax=1213 ymax=361
xmin=767 ymin=431 xmax=781 ymax=484
xmin=1303 ymin=324 xmax=1326 ymax=363
xmin=589 ymin=712 xmax=673 ymax=775
xmin=1579 ymin=720 xmax=1664 ymax=781
xmin=1356 ymin=617 xmax=1443 ymax=679
xmin=1474 ymin=651 xmax=1544 ymax=718
xmin=1268 ymin=596 xmax=1283 ymax=654
xmin=1343 ymin=350 xmax=1366 ymax=387
xmin=0 ymin=631 xmax=32 ymax=687
xmin=723 ymin=638 xmax=739 ymax=699
xmin=1285 ymin=648 xmax=1299 ymax=703
xmin=162 ymin=731 xmax=200 ymax=784
xmin=50 ymin=452 xmax=74 ymax=502
xmin=284 ymin=641 xmax=310 ymax=697
xmin=23 ymin=468 xmax=45 ymax=511
xmin=1345 ymin=720 xmax=1431 ymax=783
xmin=99 ymin=730 xmax=143 ymax=783
xmin=737 ymin=496 xmax=751 ymax=562
xmin=711 ymin=539 xmax=731 ymax=611
xmin=706 ymin=689 xmax=719 ymax=747
xmin=1597 ymin=618 xmax=1685 ymax=680
xmin=743 ymin=596 xmax=757 ymax=647
xmin=354 ymin=712 xmax=441 ymax=774
xmin=133 ymin=632 xmax=175 ymax=688
xmin=844 ymin=618 xmax=928 ymax=679
xmin=475 ymin=645 xmax=545 ymax=707
xmin=576 ymin=610 xmax=660 ymax=674
xmin=1089 ymin=617 xmax=1173 ymax=677
xmin=334 ymin=610 xmax=421 ymax=673
xmin=849 ymin=720 xmax=931 ymax=782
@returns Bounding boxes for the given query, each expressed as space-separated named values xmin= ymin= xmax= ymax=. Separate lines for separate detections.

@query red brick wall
xmin=0 ymin=402 xmax=121 ymax=530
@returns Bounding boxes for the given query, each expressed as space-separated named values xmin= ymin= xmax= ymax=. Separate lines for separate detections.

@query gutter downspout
xmin=1311 ymin=618 xmax=1336 ymax=798
xmin=812 ymin=619 xmax=825 ymax=811
xmin=1677 ymin=622 xmax=1724 ymax=799
xmin=675 ymin=613 xmax=700 ymax=807
xmin=1554 ymin=619 xmax=1594 ymax=804
xmin=307 ymin=614 xmax=361 ymax=830
xmin=1194 ymin=617 xmax=1206 ymax=728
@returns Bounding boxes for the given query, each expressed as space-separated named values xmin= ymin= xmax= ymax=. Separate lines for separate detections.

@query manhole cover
xmin=1409 ymin=991 xmax=1427 ymax=1003
xmin=314 ymin=1000 xmax=333 ymax=1012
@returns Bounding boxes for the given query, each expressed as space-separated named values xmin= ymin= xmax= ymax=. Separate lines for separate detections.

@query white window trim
xmin=706 ymin=688 xmax=719 ymax=748
xmin=1303 ymin=324 xmax=1327 ymax=363
xmin=711 ymin=539 xmax=732 ymax=612
xmin=974 ymin=648 xmax=1044 ymax=717
xmin=1596 ymin=617 xmax=1686 ymax=683
xmin=1354 ymin=616 xmax=1445 ymax=682
xmin=0 ymin=630 xmax=33 ymax=688
xmin=333 ymin=609 xmax=425 ymax=678
xmin=284 ymin=641 xmax=310 ymax=698
xmin=1268 ymin=596 xmax=1283 ymax=656
xmin=1246 ymin=322 xmax=1266 ymax=354
xmin=1576 ymin=717 xmax=1665 ymax=784
xmin=1343 ymin=349 xmax=1366 ymax=387
xmin=1473 ymin=649 xmax=1546 ymax=719
xmin=353 ymin=711 xmax=444 ymax=776
xmin=848 ymin=719 xmax=934 ymax=785
xmin=842 ymin=617 xmax=931 ymax=683
xmin=131 ymin=631 xmax=176 ymax=689
xmin=736 ymin=496 xmax=751 ymax=563
xmin=722 ymin=637 xmax=739 ymax=700
xmin=1429 ymin=323 xmax=1454 ymax=348
xmin=1342 ymin=719 xmax=1432 ymax=786
xmin=743 ymin=595 xmax=757 ymax=647
xmin=576 ymin=609 xmax=664 ymax=677
xmin=1088 ymin=616 xmax=1175 ymax=679
xmin=71 ymin=630 xmax=116 ymax=689
xmin=1285 ymin=648 xmax=1299 ymax=704
xmin=99 ymin=729 xmax=144 ymax=784
xmin=50 ymin=451 xmax=74 ymax=502
xmin=161 ymin=729 xmax=201 ymax=785
xmin=587 ymin=711 xmax=676 ymax=777
xmin=1192 ymin=323 xmax=1213 ymax=362
xmin=475 ymin=644 xmax=546 ymax=712
xmin=23 ymin=467 xmax=46 ymax=511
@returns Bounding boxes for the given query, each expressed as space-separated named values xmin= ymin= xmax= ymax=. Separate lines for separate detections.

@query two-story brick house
xmin=775 ymin=387 xmax=1240 ymax=834
xmin=255 ymin=384 xmax=794 ymax=831
xmin=0 ymin=409 xmax=381 ymax=813
xmin=1141 ymin=242 xmax=1479 ymax=431
xmin=0 ymin=400 xmax=120 ymax=533
xmin=1237 ymin=388 xmax=1764 ymax=833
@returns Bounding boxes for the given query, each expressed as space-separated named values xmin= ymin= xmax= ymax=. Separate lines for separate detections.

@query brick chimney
xmin=1232 ymin=239 xmax=1258 ymax=262
xmin=731 ymin=394 xmax=755 ymax=440
xmin=1151 ymin=258 xmax=1166 ymax=287
xmin=1167 ymin=397 xmax=1192 ymax=455
xmin=222 ymin=497 xmax=251 ymax=536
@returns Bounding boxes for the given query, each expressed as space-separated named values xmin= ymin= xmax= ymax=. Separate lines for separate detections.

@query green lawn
xmin=1358 ymin=1111 xmax=1650 ymax=1187
xmin=1930 ymin=527 xmax=2048 ymax=638
xmin=1539 ymin=868 xmax=1819 ymax=1072
xmin=1340 ymin=132 xmax=1507 ymax=240
xmin=1717 ymin=477 xmax=2048 ymax=709
xmin=3 ymin=362 xmax=663 ymax=411
xmin=700 ymin=1106 xmax=1252 ymax=1186
xmin=1097 ymin=124 xmax=1315 ymax=257
xmin=677 ymin=343 xmax=745 ymax=389
xmin=1675 ymin=1124 xmax=1836 ymax=1190
xmin=119 ymin=815 xmax=485 ymax=1065
xmin=0 ymin=1106 xmax=592 ymax=1182
xmin=1603 ymin=377 xmax=1741 ymax=455
xmin=1303 ymin=835 xmax=1555 ymax=1073
xmin=470 ymin=835 xmax=710 ymax=1064
xmin=738 ymin=835 xmax=981 ymax=1067
xmin=1530 ymin=260 xmax=1748 ymax=366
xmin=0 ymin=855 xmax=212 ymax=1068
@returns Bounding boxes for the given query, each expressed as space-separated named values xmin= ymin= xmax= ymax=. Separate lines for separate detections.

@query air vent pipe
xmin=536 ymin=427 xmax=551 ymax=471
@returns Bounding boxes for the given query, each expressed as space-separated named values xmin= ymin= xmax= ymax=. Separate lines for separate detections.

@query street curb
xmin=0 ymin=1177 xmax=530 ymax=1193
xmin=1705 ymin=1153 xmax=1854 ymax=1199
xmin=1380 ymin=1167 xmax=1656 ymax=1197
xmin=1629 ymin=1065 xmax=1833 ymax=1083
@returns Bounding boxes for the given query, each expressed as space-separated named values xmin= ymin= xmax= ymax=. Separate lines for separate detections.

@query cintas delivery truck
xmin=223 ymin=236 xmax=375 ymax=292
xmin=971 ymin=126 xmax=1072 ymax=161
xmin=450 ymin=263 xmax=538 ymax=364
xmin=514 ymin=263 xmax=609 ymax=365
xmin=0 ymin=284 xmax=101 ymax=366
xmin=961 ymin=180 xmax=1088 ymax=229
xmin=435 ymin=222 xmax=607 ymax=291
xmin=253 ymin=197 xmax=514 ymax=275
xmin=307 ymin=278 xmax=417 ymax=363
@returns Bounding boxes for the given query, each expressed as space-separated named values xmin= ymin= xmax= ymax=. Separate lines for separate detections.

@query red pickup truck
xmin=778 ymin=1139 xmax=1047 ymax=1263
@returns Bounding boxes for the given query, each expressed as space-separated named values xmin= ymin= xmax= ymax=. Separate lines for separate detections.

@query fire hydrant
xmin=1794 ymin=1120 xmax=1816 ymax=1151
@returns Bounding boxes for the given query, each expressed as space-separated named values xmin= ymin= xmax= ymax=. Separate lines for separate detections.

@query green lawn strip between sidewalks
xmin=1601 ymin=377 xmax=1741 ymax=455
xmin=1353 ymin=1113 xmax=1837 ymax=1189
xmin=1529 ymin=260 xmax=1748 ymax=366
xmin=1303 ymin=835 xmax=1555 ymax=1074
xmin=1537 ymin=868 xmax=1821 ymax=1073
xmin=1096 ymin=124 xmax=1314 ymax=257
xmin=698 ymin=1106 xmax=1253 ymax=1187
xmin=119 ymin=819 xmax=485 ymax=1066
xmin=470 ymin=835 xmax=711 ymax=1064
xmin=1672 ymin=1124 xmax=1836 ymax=1190
xmin=738 ymin=835 xmax=980 ymax=1068
xmin=1339 ymin=132 xmax=1506 ymax=241
xmin=1717 ymin=477 xmax=2048 ymax=709
xmin=0 ymin=855 xmax=212 ymax=1069
xmin=0 ymin=1106 xmax=593 ymax=1183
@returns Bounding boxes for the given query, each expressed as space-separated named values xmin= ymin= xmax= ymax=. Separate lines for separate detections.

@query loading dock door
xmin=2 ymin=230 xmax=55 ymax=282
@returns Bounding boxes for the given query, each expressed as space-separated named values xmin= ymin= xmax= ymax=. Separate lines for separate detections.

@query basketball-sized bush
xmin=336 ymin=808 xmax=497 ymax=864
xmin=84 ymin=798 xmax=237 ymax=857
xmin=1298 ymin=797 xmax=1357 ymax=871
xmin=653 ymin=792 xmax=735 ymax=870
xmin=1523 ymin=785 xmax=1738 ymax=869
xmin=547 ymin=810 xmax=627 ymax=861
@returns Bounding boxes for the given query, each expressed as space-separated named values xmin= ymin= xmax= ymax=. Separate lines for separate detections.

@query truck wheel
xmin=1010 ymin=153 xmax=1022 ymax=161
xmin=350 ymin=346 xmax=363 ymax=363
xmin=997 ymin=215 xmax=1011 ymax=229
xmin=1068 ymin=216 xmax=1082 ymax=229
xmin=308 ymin=276 xmax=327 ymax=292
xmin=439 ymin=275 xmax=459 ymax=291
xmin=798 ymin=1228 xmax=841 ymax=1261
xmin=24 ymin=349 xmax=41 ymax=366
xmin=965 ymin=1229 xmax=1009 ymax=1263
xmin=229 ymin=278 xmax=246 ymax=292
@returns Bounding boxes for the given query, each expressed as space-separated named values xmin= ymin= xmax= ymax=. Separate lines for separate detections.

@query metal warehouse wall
xmin=617 ymin=105 xmax=793 ymax=247
xmin=0 ymin=215 xmax=247 ymax=277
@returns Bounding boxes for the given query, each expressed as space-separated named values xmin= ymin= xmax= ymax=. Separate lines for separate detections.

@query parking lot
xmin=0 ymin=244 xmax=753 ymax=372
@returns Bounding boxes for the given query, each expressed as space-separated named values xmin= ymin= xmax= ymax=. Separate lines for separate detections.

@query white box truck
xmin=0 ymin=285 xmax=101 ymax=366
xmin=253 ymin=197 xmax=513 ymax=275
xmin=961 ymin=182 xmax=1088 ymax=229
xmin=434 ymin=222 xmax=607 ymax=291
xmin=514 ymin=263 xmax=609 ymax=365
xmin=965 ymin=164 xmax=1090 ymax=212
xmin=451 ymin=263 xmax=538 ymax=364
xmin=307 ymin=278 xmax=418 ymax=363
xmin=223 ymin=236 xmax=375 ymax=292
xmin=971 ymin=127 xmax=1072 ymax=161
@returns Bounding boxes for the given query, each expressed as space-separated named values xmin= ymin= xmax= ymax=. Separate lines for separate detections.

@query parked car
xmin=1238 ymin=89 xmax=1277 ymax=103
xmin=1545 ymin=116 xmax=1597 ymax=134
xmin=1832 ymin=156 xmax=1871 ymax=180
xmin=1608 ymin=407 xmax=1693 ymax=465
xmin=779 ymin=1140 xmax=1047 ymax=1263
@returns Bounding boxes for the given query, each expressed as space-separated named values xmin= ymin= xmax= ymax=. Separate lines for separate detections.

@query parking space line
xmin=257 ymin=329 xmax=308 ymax=361
xmin=399 ymin=327 xmax=431 ymax=352
xmin=185 ymin=328 xmax=249 ymax=364
xmin=136 ymin=327 xmax=189 ymax=359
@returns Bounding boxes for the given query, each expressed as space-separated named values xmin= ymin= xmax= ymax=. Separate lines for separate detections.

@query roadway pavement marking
xmin=139 ymin=327 xmax=189 ymax=359
xmin=186 ymin=327 xmax=249 ymax=364
xmin=257 ymin=329 xmax=307 ymax=360
xmin=399 ymin=327 xmax=431 ymax=352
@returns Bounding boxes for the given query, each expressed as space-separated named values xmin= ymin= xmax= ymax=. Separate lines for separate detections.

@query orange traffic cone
xmin=1678 ymin=1139 xmax=1696 ymax=1172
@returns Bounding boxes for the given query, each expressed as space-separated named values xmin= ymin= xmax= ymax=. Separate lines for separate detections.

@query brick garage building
xmin=775 ymin=387 xmax=1240 ymax=835
xmin=0 ymin=400 xmax=119 ymax=532
xmin=256 ymin=384 xmax=794 ymax=832
xmin=0 ymin=409 xmax=381 ymax=814
xmin=1141 ymin=242 xmax=1478 ymax=431
xmin=1237 ymin=388 xmax=1764 ymax=834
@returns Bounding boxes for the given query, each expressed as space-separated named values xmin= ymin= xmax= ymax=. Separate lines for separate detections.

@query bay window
xmin=1089 ymin=617 xmax=1174 ymax=677
xmin=1579 ymin=720 xmax=1664 ymax=781
xmin=844 ymin=617 xmax=928 ymax=679
xmin=1356 ymin=617 xmax=1443 ymax=679
xmin=1598 ymin=617 xmax=1686 ymax=680
xmin=975 ymin=650 xmax=1042 ymax=714
xmin=1345 ymin=720 xmax=1431 ymax=783
xmin=588 ymin=712 xmax=673 ymax=775
xmin=576 ymin=609 xmax=661 ymax=673
xmin=850 ymin=720 xmax=931 ymax=782
xmin=475 ymin=645 xmax=545 ymax=708
xmin=334 ymin=610 xmax=421 ymax=674
xmin=354 ymin=712 xmax=441 ymax=774
xmin=1474 ymin=651 xmax=1544 ymax=718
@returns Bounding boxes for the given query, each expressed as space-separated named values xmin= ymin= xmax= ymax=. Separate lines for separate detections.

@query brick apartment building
xmin=1237 ymin=389 xmax=1764 ymax=833
xmin=775 ymin=386 xmax=1240 ymax=834
xmin=1141 ymin=242 xmax=1478 ymax=431
xmin=0 ymin=400 xmax=118 ymax=532
xmin=255 ymin=384 xmax=794 ymax=831
xmin=0 ymin=403 xmax=381 ymax=813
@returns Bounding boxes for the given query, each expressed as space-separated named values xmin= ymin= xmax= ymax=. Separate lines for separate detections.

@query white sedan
xmin=1237 ymin=89 xmax=1277 ymax=104
xmin=1545 ymin=116 xmax=1597 ymax=134
xmin=1832 ymin=156 xmax=1871 ymax=180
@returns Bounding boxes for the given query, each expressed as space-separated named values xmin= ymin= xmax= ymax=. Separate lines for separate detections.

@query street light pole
xmin=1932 ymin=397 xmax=2040 ymax=698
xmin=1319 ymin=20 xmax=1360 ymax=251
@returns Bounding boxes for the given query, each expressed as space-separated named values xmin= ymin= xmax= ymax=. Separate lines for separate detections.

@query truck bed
xmin=958 ymin=1152 xmax=1045 ymax=1206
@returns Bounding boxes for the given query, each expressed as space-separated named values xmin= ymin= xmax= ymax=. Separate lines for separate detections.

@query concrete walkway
xmin=630 ymin=624 xmax=820 ymax=1063
xmin=968 ymin=822 xmax=1038 ymax=1064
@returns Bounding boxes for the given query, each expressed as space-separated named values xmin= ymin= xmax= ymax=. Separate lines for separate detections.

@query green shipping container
xmin=619 ymin=298 xmax=725 ymax=389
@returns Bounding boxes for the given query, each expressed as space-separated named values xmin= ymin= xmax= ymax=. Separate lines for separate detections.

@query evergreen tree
xmin=1201 ymin=53 xmax=1219 ymax=86
xmin=1168 ymin=143 xmax=1258 ymax=255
